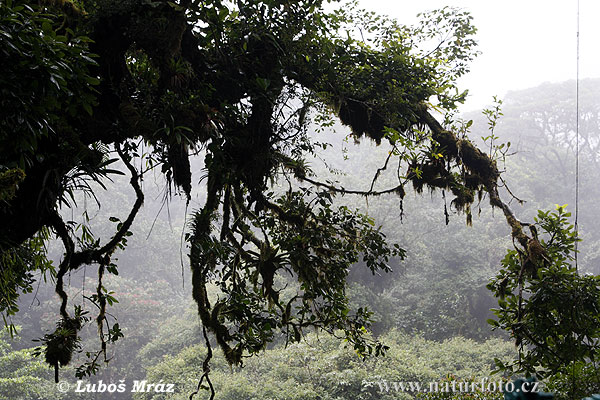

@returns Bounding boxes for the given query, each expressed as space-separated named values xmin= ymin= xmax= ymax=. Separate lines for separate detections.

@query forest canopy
xmin=0 ymin=0 xmax=587 ymax=392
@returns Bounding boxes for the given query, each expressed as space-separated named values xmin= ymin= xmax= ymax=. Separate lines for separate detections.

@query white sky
xmin=357 ymin=0 xmax=600 ymax=111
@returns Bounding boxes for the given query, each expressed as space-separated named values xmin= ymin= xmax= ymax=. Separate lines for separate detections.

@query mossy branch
xmin=416 ymin=106 xmax=529 ymax=249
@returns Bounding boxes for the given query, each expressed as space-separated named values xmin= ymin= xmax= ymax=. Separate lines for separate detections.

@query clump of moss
xmin=338 ymin=98 xmax=386 ymax=143
xmin=458 ymin=139 xmax=498 ymax=181
xmin=0 ymin=168 xmax=26 ymax=203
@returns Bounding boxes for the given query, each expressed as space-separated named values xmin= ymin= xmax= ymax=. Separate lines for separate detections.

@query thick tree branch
xmin=68 ymin=143 xmax=144 ymax=270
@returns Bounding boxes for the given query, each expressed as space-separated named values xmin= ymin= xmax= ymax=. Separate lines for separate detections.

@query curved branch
xmin=298 ymin=176 xmax=406 ymax=198
xmin=98 ymin=143 xmax=144 ymax=255
xmin=68 ymin=142 xmax=144 ymax=270
xmin=48 ymin=211 xmax=75 ymax=320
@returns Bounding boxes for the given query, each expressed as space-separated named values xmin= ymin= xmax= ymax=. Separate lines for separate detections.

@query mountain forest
xmin=1 ymin=1 xmax=599 ymax=399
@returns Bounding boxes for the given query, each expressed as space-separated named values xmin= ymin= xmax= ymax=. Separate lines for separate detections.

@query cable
xmin=574 ymin=0 xmax=580 ymax=270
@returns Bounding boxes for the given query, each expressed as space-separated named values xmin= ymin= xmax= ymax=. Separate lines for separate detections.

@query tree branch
xmin=416 ymin=106 xmax=530 ymax=249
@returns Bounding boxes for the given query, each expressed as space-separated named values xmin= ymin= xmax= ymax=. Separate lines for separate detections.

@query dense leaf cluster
xmin=488 ymin=205 xmax=600 ymax=397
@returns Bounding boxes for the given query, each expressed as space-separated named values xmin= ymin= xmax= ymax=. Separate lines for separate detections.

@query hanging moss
xmin=338 ymin=98 xmax=386 ymax=143
xmin=44 ymin=316 xmax=82 ymax=383
xmin=167 ymin=141 xmax=192 ymax=197
xmin=450 ymin=185 xmax=475 ymax=213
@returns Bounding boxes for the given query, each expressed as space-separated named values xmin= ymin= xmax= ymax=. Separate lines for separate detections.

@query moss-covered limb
xmin=289 ymin=75 xmax=527 ymax=248
xmin=485 ymin=183 xmax=529 ymax=248
xmin=229 ymin=193 xmax=263 ymax=249
xmin=416 ymin=107 xmax=529 ymax=249
xmin=61 ymin=143 xmax=144 ymax=271
xmin=293 ymin=90 xmax=528 ymax=248
xmin=415 ymin=104 xmax=500 ymax=179
xmin=47 ymin=210 xmax=75 ymax=321
xmin=45 ymin=210 xmax=83 ymax=383
xmin=188 ymin=169 xmax=245 ymax=365
xmin=97 ymin=143 xmax=144 ymax=256
xmin=297 ymin=175 xmax=407 ymax=198
xmin=95 ymin=262 xmax=107 ymax=354
xmin=190 ymin=263 xmax=240 ymax=365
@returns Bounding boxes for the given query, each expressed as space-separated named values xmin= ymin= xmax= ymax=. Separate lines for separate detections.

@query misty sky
xmin=358 ymin=0 xmax=600 ymax=111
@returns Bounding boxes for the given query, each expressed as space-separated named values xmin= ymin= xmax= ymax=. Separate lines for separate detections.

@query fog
xmin=359 ymin=0 xmax=600 ymax=111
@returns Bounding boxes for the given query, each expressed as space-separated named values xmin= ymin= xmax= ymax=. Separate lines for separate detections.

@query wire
xmin=575 ymin=0 xmax=580 ymax=270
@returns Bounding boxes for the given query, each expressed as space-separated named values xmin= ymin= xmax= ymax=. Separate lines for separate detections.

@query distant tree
xmin=0 ymin=0 xmax=553 ymax=390
xmin=135 ymin=330 xmax=513 ymax=400
xmin=466 ymin=80 xmax=600 ymax=274
xmin=470 ymin=80 xmax=600 ymax=172
xmin=0 ymin=329 xmax=85 ymax=400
